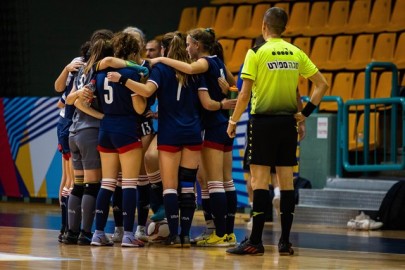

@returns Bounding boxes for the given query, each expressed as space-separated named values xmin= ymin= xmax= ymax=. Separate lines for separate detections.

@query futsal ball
xmin=147 ymin=220 xmax=170 ymax=242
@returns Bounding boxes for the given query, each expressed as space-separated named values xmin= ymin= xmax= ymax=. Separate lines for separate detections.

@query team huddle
xmin=54 ymin=7 xmax=328 ymax=256
xmin=55 ymin=25 xmax=239 ymax=249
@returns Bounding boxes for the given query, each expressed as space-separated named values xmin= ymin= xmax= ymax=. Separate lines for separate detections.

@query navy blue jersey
xmin=95 ymin=67 xmax=141 ymax=116
xmin=201 ymin=55 xmax=228 ymax=128
xmin=148 ymin=63 xmax=205 ymax=146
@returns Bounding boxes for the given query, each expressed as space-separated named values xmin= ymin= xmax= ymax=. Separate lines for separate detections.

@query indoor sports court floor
xmin=0 ymin=201 xmax=405 ymax=269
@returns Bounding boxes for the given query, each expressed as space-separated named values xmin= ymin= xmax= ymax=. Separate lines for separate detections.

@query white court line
xmin=0 ymin=252 xmax=78 ymax=261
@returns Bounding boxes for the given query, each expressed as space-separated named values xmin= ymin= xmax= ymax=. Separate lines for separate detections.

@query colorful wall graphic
xmin=0 ymin=97 xmax=62 ymax=199
xmin=0 ymin=97 xmax=250 ymax=205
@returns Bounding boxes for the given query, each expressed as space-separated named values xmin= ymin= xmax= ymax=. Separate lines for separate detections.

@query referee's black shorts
xmin=246 ymin=114 xmax=298 ymax=167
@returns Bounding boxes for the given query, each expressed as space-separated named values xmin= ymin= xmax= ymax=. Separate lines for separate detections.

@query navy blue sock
xmin=137 ymin=179 xmax=150 ymax=227
xmin=112 ymin=186 xmax=123 ymax=227
xmin=95 ymin=188 xmax=114 ymax=231
xmin=122 ymin=186 xmax=137 ymax=232
xmin=208 ymin=181 xmax=227 ymax=237
xmin=163 ymin=190 xmax=179 ymax=236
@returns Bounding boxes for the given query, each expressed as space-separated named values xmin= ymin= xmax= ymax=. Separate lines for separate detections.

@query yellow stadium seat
xmin=178 ymin=7 xmax=197 ymax=33
xmin=303 ymin=1 xmax=330 ymax=36
xmin=324 ymin=35 xmax=352 ymax=70
xmin=393 ymin=32 xmax=405 ymax=69
xmin=320 ymin=72 xmax=355 ymax=112
xmin=284 ymin=2 xmax=310 ymax=36
xmin=346 ymin=34 xmax=374 ymax=70
xmin=310 ymin=37 xmax=332 ymax=70
xmin=375 ymin=71 xmax=399 ymax=99
xmin=293 ymin=37 xmax=311 ymax=56
xmin=324 ymin=1 xmax=350 ymax=35
xmin=371 ymin=33 xmax=396 ymax=63
xmin=351 ymin=71 xmax=377 ymax=101
xmin=218 ymin=39 xmax=235 ymax=64
xmin=344 ymin=0 xmax=371 ymax=34
xmin=213 ymin=6 xmax=234 ymax=38
xmin=244 ymin=4 xmax=271 ymax=39
xmin=386 ymin=0 xmax=405 ymax=31
xmin=223 ymin=5 xmax=253 ymax=38
xmin=226 ymin=39 xmax=253 ymax=73
xmin=364 ymin=0 xmax=391 ymax=33
xmin=196 ymin=7 xmax=217 ymax=29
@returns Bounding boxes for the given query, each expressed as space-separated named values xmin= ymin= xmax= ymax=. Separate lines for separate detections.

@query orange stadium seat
xmin=213 ymin=6 xmax=234 ymax=38
xmin=223 ymin=5 xmax=252 ymax=38
xmin=218 ymin=39 xmax=235 ymax=64
xmin=284 ymin=2 xmax=310 ymax=36
xmin=320 ymin=72 xmax=355 ymax=111
xmin=346 ymin=34 xmax=374 ymax=70
xmin=371 ymin=33 xmax=396 ymax=63
xmin=226 ymin=39 xmax=253 ymax=73
xmin=178 ymin=7 xmax=197 ymax=33
xmin=364 ymin=0 xmax=391 ymax=33
xmin=196 ymin=7 xmax=217 ymax=29
xmin=303 ymin=1 xmax=330 ymax=36
xmin=355 ymin=112 xmax=380 ymax=150
xmin=386 ymin=0 xmax=405 ymax=31
xmin=324 ymin=35 xmax=353 ymax=70
xmin=344 ymin=0 xmax=371 ymax=34
xmin=351 ymin=71 xmax=377 ymax=101
xmin=375 ymin=71 xmax=399 ymax=99
xmin=393 ymin=32 xmax=405 ymax=69
xmin=310 ymin=37 xmax=332 ymax=70
xmin=244 ymin=4 xmax=271 ymax=39
xmin=324 ymin=1 xmax=350 ymax=35
xmin=293 ymin=37 xmax=311 ymax=56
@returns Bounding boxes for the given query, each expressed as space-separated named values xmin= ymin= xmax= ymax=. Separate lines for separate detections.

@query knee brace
xmin=83 ymin=182 xmax=101 ymax=198
xmin=178 ymin=166 xmax=198 ymax=189
xmin=178 ymin=167 xmax=197 ymax=209
xmin=70 ymin=184 xmax=84 ymax=198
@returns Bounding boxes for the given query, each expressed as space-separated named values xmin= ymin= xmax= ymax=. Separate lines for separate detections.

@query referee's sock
xmin=249 ymin=189 xmax=269 ymax=245
xmin=279 ymin=190 xmax=295 ymax=243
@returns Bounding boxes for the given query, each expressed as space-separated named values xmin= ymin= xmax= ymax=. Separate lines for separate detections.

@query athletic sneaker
xmin=181 ymin=235 xmax=191 ymax=248
xmin=111 ymin=227 xmax=124 ymax=242
xmin=347 ymin=218 xmax=383 ymax=230
xmin=227 ymin=233 xmax=237 ymax=246
xmin=226 ymin=238 xmax=264 ymax=256
xmin=62 ymin=230 xmax=79 ymax=245
xmin=77 ymin=231 xmax=93 ymax=245
xmin=91 ymin=232 xmax=114 ymax=246
xmin=121 ymin=233 xmax=145 ymax=247
xmin=150 ymin=205 xmax=166 ymax=221
xmin=164 ymin=234 xmax=182 ymax=248
xmin=135 ymin=226 xmax=149 ymax=242
xmin=278 ymin=240 xmax=294 ymax=256
xmin=196 ymin=231 xmax=229 ymax=247
xmin=272 ymin=196 xmax=281 ymax=216
xmin=58 ymin=232 xmax=64 ymax=243
xmin=190 ymin=228 xmax=214 ymax=244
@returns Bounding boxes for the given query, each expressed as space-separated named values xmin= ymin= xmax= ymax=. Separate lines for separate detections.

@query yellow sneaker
xmin=227 ymin=233 xmax=237 ymax=246
xmin=196 ymin=231 xmax=229 ymax=247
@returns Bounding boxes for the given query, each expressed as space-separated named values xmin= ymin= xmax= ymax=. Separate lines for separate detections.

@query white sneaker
xmin=355 ymin=211 xmax=370 ymax=221
xmin=135 ymin=226 xmax=149 ymax=242
xmin=272 ymin=196 xmax=280 ymax=216
xmin=111 ymin=227 xmax=124 ymax=242
xmin=347 ymin=218 xmax=383 ymax=230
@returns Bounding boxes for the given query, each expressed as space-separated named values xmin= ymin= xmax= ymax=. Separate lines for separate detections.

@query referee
xmin=226 ymin=7 xmax=328 ymax=256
